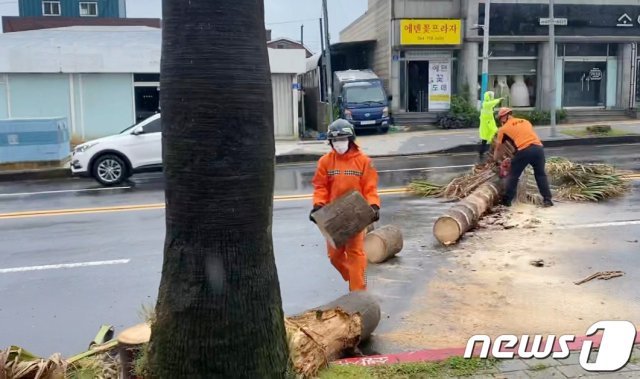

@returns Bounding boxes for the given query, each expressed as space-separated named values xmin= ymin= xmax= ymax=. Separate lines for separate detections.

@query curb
xmin=0 ymin=167 xmax=72 ymax=182
xmin=429 ymin=135 xmax=640 ymax=155
xmin=334 ymin=331 xmax=640 ymax=367
xmin=275 ymin=154 xmax=323 ymax=164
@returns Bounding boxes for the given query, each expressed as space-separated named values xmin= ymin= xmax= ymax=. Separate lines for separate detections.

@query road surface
xmin=0 ymin=144 xmax=639 ymax=356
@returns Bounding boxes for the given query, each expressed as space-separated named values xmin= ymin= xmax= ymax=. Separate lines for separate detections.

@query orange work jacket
xmin=312 ymin=146 xmax=380 ymax=207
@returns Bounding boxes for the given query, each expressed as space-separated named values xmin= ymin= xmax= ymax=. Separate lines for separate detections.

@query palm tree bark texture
xmin=148 ymin=1 xmax=291 ymax=378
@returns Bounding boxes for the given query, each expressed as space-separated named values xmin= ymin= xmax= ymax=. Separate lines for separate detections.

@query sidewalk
xmin=1 ymin=120 xmax=640 ymax=182
xmin=276 ymin=120 xmax=640 ymax=161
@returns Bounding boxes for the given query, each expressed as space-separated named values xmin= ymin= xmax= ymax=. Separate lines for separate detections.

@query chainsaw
xmin=499 ymin=158 xmax=511 ymax=178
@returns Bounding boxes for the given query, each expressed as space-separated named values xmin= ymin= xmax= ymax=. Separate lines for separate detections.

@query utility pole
xmin=480 ymin=0 xmax=491 ymax=107
xmin=300 ymin=24 xmax=304 ymax=46
xmin=322 ymin=0 xmax=334 ymax=122
xmin=549 ymin=0 xmax=557 ymax=137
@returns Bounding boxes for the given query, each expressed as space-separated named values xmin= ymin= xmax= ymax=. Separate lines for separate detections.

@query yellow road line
xmin=0 ymin=188 xmax=412 ymax=220
xmin=2 ymin=173 xmax=639 ymax=220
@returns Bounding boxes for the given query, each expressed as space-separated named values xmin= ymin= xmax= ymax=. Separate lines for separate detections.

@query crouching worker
xmin=309 ymin=119 xmax=381 ymax=292
xmin=493 ymin=108 xmax=553 ymax=207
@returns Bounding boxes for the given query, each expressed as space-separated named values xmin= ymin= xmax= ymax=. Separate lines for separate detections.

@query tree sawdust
xmin=381 ymin=203 xmax=640 ymax=350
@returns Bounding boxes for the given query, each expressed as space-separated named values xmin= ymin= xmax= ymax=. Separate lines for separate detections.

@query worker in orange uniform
xmin=310 ymin=119 xmax=381 ymax=292
xmin=494 ymin=108 xmax=553 ymax=207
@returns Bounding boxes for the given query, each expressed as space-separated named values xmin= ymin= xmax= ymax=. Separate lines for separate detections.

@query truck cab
xmin=334 ymin=70 xmax=392 ymax=133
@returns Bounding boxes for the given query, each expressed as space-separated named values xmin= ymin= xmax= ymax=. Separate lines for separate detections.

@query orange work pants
xmin=327 ymin=231 xmax=367 ymax=291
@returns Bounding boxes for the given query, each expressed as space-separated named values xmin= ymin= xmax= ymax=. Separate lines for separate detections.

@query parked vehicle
xmin=333 ymin=70 xmax=392 ymax=133
xmin=71 ymin=113 xmax=162 ymax=186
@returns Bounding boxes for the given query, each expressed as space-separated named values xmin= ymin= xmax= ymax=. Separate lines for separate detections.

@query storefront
xmin=392 ymin=19 xmax=462 ymax=113
xmin=472 ymin=2 xmax=640 ymax=111
xmin=477 ymin=43 xmax=539 ymax=108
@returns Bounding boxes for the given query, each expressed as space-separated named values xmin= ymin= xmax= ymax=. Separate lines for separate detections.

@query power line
xmin=265 ymin=18 xmax=319 ymax=26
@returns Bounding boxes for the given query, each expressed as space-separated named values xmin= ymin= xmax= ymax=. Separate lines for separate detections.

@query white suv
xmin=71 ymin=114 xmax=162 ymax=186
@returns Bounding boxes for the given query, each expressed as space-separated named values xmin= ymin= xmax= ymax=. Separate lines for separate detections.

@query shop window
xmin=477 ymin=60 xmax=537 ymax=108
xmin=559 ymin=43 xmax=616 ymax=57
xmin=481 ymin=43 xmax=538 ymax=57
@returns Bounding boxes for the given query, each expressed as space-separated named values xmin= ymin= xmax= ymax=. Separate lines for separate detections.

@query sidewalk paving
xmin=276 ymin=120 xmax=640 ymax=160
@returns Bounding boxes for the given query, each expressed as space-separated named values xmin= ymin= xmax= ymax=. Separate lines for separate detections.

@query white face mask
xmin=332 ymin=140 xmax=349 ymax=155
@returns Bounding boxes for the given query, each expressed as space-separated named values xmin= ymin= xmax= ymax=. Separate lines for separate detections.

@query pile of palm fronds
xmin=410 ymin=156 xmax=631 ymax=203
xmin=1 ymin=343 xmax=119 ymax=379
xmin=540 ymin=157 xmax=631 ymax=202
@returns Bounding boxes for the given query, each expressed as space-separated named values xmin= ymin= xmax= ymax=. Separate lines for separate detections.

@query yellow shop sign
xmin=400 ymin=19 xmax=462 ymax=45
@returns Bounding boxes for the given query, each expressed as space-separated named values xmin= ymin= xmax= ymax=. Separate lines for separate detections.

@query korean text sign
xmin=400 ymin=19 xmax=462 ymax=45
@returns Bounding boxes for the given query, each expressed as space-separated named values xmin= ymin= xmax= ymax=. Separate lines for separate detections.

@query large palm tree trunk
xmin=148 ymin=1 xmax=290 ymax=377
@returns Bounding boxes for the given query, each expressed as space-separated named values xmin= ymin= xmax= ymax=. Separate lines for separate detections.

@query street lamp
xmin=549 ymin=0 xmax=557 ymax=137
xmin=480 ymin=0 xmax=491 ymax=107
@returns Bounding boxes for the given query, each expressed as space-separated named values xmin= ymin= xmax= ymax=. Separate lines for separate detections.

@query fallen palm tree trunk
xmin=433 ymin=177 xmax=502 ymax=246
xmin=286 ymin=291 xmax=381 ymax=378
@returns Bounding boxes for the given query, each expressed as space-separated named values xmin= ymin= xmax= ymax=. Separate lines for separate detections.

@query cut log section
xmin=311 ymin=190 xmax=376 ymax=248
xmin=117 ymin=322 xmax=152 ymax=379
xmin=286 ymin=291 xmax=381 ymax=378
xmin=115 ymin=293 xmax=381 ymax=379
xmin=365 ymin=225 xmax=404 ymax=263
xmin=433 ymin=177 xmax=501 ymax=246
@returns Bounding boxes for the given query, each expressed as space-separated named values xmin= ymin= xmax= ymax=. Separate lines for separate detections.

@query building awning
xmin=330 ymin=40 xmax=377 ymax=52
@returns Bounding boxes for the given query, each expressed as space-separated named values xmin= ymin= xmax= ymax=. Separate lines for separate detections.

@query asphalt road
xmin=0 ymin=144 xmax=639 ymax=357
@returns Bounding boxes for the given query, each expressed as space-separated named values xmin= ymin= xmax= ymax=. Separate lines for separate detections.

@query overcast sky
xmin=0 ymin=0 xmax=367 ymax=52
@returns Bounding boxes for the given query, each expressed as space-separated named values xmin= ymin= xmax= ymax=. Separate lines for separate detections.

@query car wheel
xmin=378 ymin=126 xmax=390 ymax=134
xmin=93 ymin=154 xmax=128 ymax=186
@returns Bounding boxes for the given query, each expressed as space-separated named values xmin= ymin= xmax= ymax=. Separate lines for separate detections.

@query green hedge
xmin=511 ymin=109 xmax=568 ymax=126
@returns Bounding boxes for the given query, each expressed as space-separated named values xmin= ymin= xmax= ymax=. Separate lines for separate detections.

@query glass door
xmin=563 ymin=61 xmax=607 ymax=107
xmin=406 ymin=60 xmax=430 ymax=112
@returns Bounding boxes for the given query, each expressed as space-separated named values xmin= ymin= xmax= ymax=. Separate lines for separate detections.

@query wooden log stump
xmin=117 ymin=323 xmax=152 ymax=379
xmin=286 ymin=291 xmax=381 ymax=378
xmin=311 ymin=190 xmax=376 ymax=248
xmin=364 ymin=225 xmax=403 ymax=263
xmin=433 ymin=177 xmax=501 ymax=246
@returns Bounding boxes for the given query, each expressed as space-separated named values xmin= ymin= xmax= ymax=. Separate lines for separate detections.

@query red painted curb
xmin=334 ymin=330 xmax=640 ymax=367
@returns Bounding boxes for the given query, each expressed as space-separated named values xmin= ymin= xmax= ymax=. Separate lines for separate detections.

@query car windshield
xmin=344 ymin=84 xmax=386 ymax=105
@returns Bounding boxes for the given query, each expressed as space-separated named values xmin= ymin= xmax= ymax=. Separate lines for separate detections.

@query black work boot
xmin=543 ymin=199 xmax=554 ymax=207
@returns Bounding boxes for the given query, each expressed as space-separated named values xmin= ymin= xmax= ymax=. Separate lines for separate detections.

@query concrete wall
xmin=341 ymin=0 xmax=390 ymax=90
xmin=340 ymin=12 xmax=376 ymax=42
xmin=0 ymin=75 xmax=8 ymax=118
xmin=2 ymin=73 xmax=135 ymax=141
xmin=9 ymin=74 xmax=71 ymax=121
xmin=394 ymin=0 xmax=462 ymax=18
xmin=77 ymin=74 xmax=135 ymax=140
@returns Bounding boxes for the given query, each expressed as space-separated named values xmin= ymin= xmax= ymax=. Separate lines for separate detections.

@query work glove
xmin=371 ymin=204 xmax=380 ymax=222
xmin=309 ymin=204 xmax=323 ymax=224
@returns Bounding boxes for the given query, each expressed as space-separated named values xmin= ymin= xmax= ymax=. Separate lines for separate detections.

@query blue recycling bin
xmin=0 ymin=117 xmax=70 ymax=164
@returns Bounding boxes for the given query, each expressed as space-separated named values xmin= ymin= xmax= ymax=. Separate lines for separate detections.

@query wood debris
xmin=574 ymin=271 xmax=625 ymax=285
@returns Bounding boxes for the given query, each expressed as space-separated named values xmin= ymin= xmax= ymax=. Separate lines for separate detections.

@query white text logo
xmin=464 ymin=321 xmax=637 ymax=372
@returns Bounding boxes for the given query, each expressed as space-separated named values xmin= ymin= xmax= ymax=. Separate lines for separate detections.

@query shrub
xmin=512 ymin=109 xmax=567 ymax=126
xmin=438 ymin=86 xmax=480 ymax=129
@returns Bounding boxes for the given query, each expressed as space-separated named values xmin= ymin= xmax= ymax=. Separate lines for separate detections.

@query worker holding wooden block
xmin=310 ymin=119 xmax=381 ymax=292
